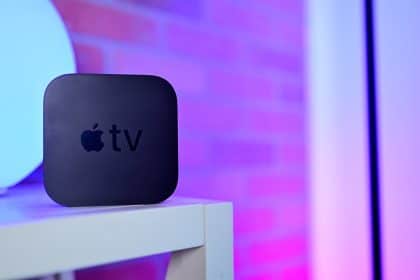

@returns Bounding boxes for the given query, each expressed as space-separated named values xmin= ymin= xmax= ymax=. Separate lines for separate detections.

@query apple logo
xmin=81 ymin=124 xmax=104 ymax=152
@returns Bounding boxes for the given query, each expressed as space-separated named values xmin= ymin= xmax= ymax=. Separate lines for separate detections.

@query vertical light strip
xmin=308 ymin=0 xmax=372 ymax=279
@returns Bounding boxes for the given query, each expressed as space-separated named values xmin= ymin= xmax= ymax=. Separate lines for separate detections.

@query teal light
xmin=0 ymin=1 xmax=75 ymax=190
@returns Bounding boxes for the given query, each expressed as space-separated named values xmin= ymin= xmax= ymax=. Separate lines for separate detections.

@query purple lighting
xmin=21 ymin=0 xmax=308 ymax=278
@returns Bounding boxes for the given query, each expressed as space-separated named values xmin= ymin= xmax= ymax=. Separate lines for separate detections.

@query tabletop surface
xmin=0 ymin=184 xmax=232 ymax=279
xmin=0 ymin=183 xmax=218 ymax=226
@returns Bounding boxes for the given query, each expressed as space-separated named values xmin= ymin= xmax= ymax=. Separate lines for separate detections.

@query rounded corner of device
xmin=160 ymin=177 xmax=179 ymax=203
xmin=150 ymin=75 xmax=177 ymax=99
xmin=44 ymin=73 xmax=75 ymax=100
xmin=43 ymin=183 xmax=71 ymax=207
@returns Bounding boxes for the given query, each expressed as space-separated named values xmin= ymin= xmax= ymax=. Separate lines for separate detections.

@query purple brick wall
xmin=35 ymin=0 xmax=309 ymax=278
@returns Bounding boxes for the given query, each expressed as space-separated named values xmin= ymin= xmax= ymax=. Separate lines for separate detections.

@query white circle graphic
xmin=0 ymin=2 xmax=75 ymax=189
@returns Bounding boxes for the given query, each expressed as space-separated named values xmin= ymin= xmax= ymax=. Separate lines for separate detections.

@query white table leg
xmin=166 ymin=203 xmax=233 ymax=280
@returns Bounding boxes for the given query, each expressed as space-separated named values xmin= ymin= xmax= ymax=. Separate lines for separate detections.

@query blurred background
xmin=2 ymin=0 xmax=419 ymax=279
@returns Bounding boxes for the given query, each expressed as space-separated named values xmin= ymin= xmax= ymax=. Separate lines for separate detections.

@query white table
xmin=0 ymin=184 xmax=233 ymax=279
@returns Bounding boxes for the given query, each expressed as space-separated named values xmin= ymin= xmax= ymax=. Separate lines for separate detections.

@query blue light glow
xmin=0 ymin=1 xmax=75 ymax=189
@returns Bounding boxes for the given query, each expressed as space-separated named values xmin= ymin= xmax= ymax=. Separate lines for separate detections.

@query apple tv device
xmin=43 ymin=74 xmax=178 ymax=206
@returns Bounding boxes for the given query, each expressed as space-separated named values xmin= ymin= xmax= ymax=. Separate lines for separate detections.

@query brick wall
xmin=48 ymin=0 xmax=308 ymax=278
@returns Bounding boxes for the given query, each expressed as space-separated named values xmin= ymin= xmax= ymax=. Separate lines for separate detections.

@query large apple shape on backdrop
xmin=0 ymin=2 xmax=75 ymax=191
